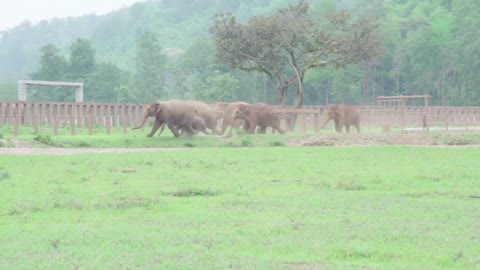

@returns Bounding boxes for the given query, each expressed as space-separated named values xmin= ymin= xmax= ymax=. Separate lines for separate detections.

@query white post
xmin=75 ymin=83 xmax=84 ymax=102
xmin=18 ymin=81 xmax=27 ymax=101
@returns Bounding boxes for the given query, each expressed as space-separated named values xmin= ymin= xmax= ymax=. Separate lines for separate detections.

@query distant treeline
xmin=0 ymin=0 xmax=479 ymax=106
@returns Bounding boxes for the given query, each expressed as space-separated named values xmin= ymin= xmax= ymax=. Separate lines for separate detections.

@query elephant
xmin=184 ymin=100 xmax=223 ymax=134
xmin=157 ymin=115 xmax=210 ymax=136
xmin=214 ymin=101 xmax=250 ymax=135
xmin=316 ymin=104 xmax=360 ymax=133
xmin=132 ymin=99 xmax=196 ymax=137
xmin=233 ymin=103 xmax=285 ymax=134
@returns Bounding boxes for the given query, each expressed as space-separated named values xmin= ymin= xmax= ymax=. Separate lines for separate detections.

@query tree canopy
xmin=210 ymin=1 xmax=381 ymax=106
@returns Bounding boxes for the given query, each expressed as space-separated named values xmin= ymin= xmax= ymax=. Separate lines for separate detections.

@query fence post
xmin=53 ymin=104 xmax=59 ymax=135
xmin=69 ymin=104 xmax=75 ymax=135
xmin=13 ymin=102 xmax=19 ymax=135
xmin=33 ymin=103 xmax=39 ymax=135
xmin=313 ymin=113 xmax=320 ymax=133
xmin=88 ymin=104 xmax=93 ymax=135
xmin=121 ymin=104 xmax=127 ymax=135
xmin=105 ymin=104 xmax=111 ymax=135
xmin=298 ymin=113 xmax=307 ymax=134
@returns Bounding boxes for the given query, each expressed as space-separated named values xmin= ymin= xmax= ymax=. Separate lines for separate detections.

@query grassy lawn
xmin=1 ymin=147 xmax=479 ymax=269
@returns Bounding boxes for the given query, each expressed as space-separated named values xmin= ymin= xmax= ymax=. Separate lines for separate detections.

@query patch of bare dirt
xmin=288 ymin=133 xmax=478 ymax=147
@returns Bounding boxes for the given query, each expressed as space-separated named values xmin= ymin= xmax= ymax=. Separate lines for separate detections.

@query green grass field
xmin=1 ymin=146 xmax=479 ymax=269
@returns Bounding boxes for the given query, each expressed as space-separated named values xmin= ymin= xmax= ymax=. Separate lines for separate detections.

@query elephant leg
xmin=333 ymin=119 xmax=340 ymax=132
xmin=257 ymin=126 xmax=267 ymax=134
xmin=157 ymin=122 xmax=167 ymax=136
xmin=182 ymin=123 xmax=195 ymax=137
xmin=345 ymin=124 xmax=351 ymax=132
xmin=167 ymin=122 xmax=181 ymax=137
xmin=207 ymin=121 xmax=219 ymax=135
xmin=200 ymin=127 xmax=210 ymax=135
xmin=205 ymin=119 xmax=219 ymax=135
xmin=273 ymin=123 xmax=285 ymax=134
xmin=355 ymin=124 xmax=360 ymax=133
xmin=220 ymin=120 xmax=230 ymax=135
xmin=246 ymin=120 xmax=256 ymax=134
xmin=148 ymin=118 xmax=163 ymax=137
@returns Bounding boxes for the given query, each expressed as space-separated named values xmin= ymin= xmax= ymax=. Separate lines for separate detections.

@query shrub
xmin=33 ymin=135 xmax=54 ymax=146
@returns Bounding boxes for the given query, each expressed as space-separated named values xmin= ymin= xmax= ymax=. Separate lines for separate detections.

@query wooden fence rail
xmin=1 ymin=101 xmax=479 ymax=135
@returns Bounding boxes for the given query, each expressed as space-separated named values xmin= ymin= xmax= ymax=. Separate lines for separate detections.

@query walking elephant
xmin=214 ymin=101 xmax=250 ymax=135
xmin=316 ymin=104 xmax=360 ymax=133
xmin=233 ymin=103 xmax=285 ymax=134
xmin=132 ymin=99 xmax=196 ymax=137
xmin=157 ymin=115 xmax=210 ymax=136
xmin=184 ymin=100 xmax=223 ymax=134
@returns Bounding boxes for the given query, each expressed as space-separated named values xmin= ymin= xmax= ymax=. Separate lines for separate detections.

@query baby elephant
xmin=158 ymin=115 xmax=210 ymax=136
xmin=190 ymin=115 xmax=210 ymax=135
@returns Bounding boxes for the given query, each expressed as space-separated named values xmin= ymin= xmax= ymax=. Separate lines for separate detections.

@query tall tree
xmin=452 ymin=0 xmax=480 ymax=105
xmin=68 ymin=38 xmax=96 ymax=80
xmin=134 ymin=31 xmax=166 ymax=102
xmin=210 ymin=0 xmax=381 ymax=107
xmin=30 ymin=44 xmax=68 ymax=101
xmin=31 ymin=44 xmax=67 ymax=81
xmin=85 ymin=62 xmax=131 ymax=102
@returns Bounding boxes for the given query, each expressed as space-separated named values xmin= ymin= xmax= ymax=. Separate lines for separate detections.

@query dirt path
xmin=0 ymin=148 xmax=183 ymax=155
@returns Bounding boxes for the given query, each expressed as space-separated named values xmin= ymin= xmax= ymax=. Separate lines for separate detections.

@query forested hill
xmin=0 ymin=0 xmax=295 ymax=80
xmin=0 ymin=0 xmax=479 ymax=106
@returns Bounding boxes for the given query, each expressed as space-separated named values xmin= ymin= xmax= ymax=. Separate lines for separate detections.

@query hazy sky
xmin=0 ymin=0 xmax=143 ymax=31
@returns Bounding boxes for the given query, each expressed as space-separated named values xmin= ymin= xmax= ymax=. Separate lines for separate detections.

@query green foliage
xmin=0 ymin=0 xmax=479 ymax=105
xmin=31 ymin=44 xmax=68 ymax=81
xmin=114 ymin=85 xmax=134 ymax=103
xmin=198 ymin=73 xmax=240 ymax=102
xmin=85 ymin=62 xmax=130 ymax=102
xmin=133 ymin=32 xmax=167 ymax=102
xmin=33 ymin=134 xmax=54 ymax=146
xmin=67 ymin=38 xmax=96 ymax=80
xmin=29 ymin=39 xmax=131 ymax=102
xmin=0 ymin=82 xmax=16 ymax=100
xmin=210 ymin=1 xmax=381 ymax=106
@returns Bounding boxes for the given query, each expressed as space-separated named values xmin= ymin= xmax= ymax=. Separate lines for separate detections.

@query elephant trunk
xmin=317 ymin=116 xmax=331 ymax=131
xmin=132 ymin=110 xmax=149 ymax=130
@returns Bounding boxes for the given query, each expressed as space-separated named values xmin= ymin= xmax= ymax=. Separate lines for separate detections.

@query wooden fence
xmin=1 ymin=101 xmax=479 ymax=135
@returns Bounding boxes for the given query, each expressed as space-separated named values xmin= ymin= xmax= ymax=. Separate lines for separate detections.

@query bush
xmin=33 ymin=135 xmax=54 ymax=146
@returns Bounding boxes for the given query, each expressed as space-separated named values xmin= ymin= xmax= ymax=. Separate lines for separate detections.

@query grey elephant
xmin=157 ymin=115 xmax=210 ymax=136
xmin=232 ymin=103 xmax=285 ymax=134
xmin=214 ymin=101 xmax=250 ymax=135
xmin=132 ymin=99 xmax=196 ymax=137
xmin=316 ymin=104 xmax=360 ymax=133
xmin=184 ymin=100 xmax=224 ymax=134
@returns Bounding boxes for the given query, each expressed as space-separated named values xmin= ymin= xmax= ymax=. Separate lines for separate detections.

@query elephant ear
xmin=330 ymin=104 xmax=338 ymax=111
xmin=153 ymin=102 xmax=162 ymax=114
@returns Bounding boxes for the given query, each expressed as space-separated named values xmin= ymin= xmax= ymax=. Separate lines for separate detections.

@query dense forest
xmin=0 ymin=0 xmax=479 ymax=106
